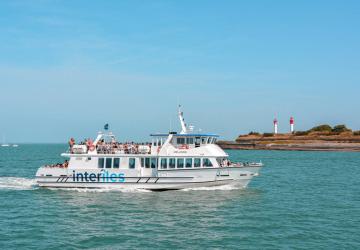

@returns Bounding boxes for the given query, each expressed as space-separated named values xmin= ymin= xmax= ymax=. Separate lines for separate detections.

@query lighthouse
xmin=290 ymin=117 xmax=294 ymax=133
xmin=273 ymin=118 xmax=278 ymax=134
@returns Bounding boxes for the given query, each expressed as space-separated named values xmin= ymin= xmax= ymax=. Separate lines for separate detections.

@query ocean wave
xmin=181 ymin=184 xmax=243 ymax=192
xmin=0 ymin=177 xmax=38 ymax=190
xmin=47 ymin=187 xmax=152 ymax=193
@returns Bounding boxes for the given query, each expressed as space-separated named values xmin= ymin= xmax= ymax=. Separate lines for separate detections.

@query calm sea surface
xmin=0 ymin=144 xmax=359 ymax=249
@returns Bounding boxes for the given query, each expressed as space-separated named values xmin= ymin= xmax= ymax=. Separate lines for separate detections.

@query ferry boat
xmin=35 ymin=107 xmax=263 ymax=191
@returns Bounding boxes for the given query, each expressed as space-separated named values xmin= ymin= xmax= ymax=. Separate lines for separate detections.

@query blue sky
xmin=0 ymin=0 xmax=359 ymax=143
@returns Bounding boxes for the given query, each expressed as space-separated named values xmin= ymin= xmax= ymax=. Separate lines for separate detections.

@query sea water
xmin=0 ymin=144 xmax=359 ymax=249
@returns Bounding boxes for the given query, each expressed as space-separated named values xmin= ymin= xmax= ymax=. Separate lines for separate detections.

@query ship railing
xmin=231 ymin=162 xmax=263 ymax=167
xmin=67 ymin=142 xmax=153 ymax=155
xmin=96 ymin=149 xmax=150 ymax=155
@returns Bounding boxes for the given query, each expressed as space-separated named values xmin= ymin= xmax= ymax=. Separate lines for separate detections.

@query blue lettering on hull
xmin=72 ymin=170 xmax=125 ymax=182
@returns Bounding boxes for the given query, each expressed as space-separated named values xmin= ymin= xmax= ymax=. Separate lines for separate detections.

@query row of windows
xmin=98 ymin=157 xmax=135 ymax=169
xmin=141 ymin=158 xmax=157 ymax=169
xmin=98 ymin=157 xmax=214 ymax=169
xmin=160 ymin=158 xmax=213 ymax=169
xmin=175 ymin=137 xmax=217 ymax=145
xmin=176 ymin=137 xmax=194 ymax=144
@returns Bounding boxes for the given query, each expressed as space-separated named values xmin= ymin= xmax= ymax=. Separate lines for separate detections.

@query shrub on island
xmin=353 ymin=131 xmax=360 ymax=136
xmin=295 ymin=131 xmax=309 ymax=136
xmin=332 ymin=124 xmax=351 ymax=133
xmin=263 ymin=133 xmax=274 ymax=137
xmin=248 ymin=131 xmax=260 ymax=136
xmin=309 ymin=124 xmax=332 ymax=132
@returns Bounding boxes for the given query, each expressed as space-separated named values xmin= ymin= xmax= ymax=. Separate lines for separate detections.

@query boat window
xmin=201 ymin=137 xmax=207 ymax=144
xmin=177 ymin=138 xmax=185 ymax=144
xmin=213 ymin=138 xmax=217 ymax=143
xmin=177 ymin=158 xmax=184 ymax=168
xmin=194 ymin=158 xmax=201 ymax=168
xmin=207 ymin=137 xmax=212 ymax=144
xmin=186 ymin=158 xmax=192 ymax=168
xmin=145 ymin=158 xmax=150 ymax=168
xmin=141 ymin=158 xmax=144 ymax=168
xmin=169 ymin=158 xmax=176 ymax=168
xmin=195 ymin=137 xmax=201 ymax=147
xmin=203 ymin=158 xmax=213 ymax=167
xmin=186 ymin=137 xmax=194 ymax=144
xmin=129 ymin=158 xmax=136 ymax=169
xmin=161 ymin=158 xmax=167 ymax=169
xmin=98 ymin=158 xmax=104 ymax=168
xmin=113 ymin=158 xmax=120 ymax=168
xmin=151 ymin=158 xmax=157 ymax=169
xmin=106 ymin=158 xmax=112 ymax=168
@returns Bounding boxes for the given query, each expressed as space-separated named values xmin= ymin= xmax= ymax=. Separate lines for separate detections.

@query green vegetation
xmin=248 ymin=131 xmax=260 ymax=136
xmin=293 ymin=124 xmax=353 ymax=136
xmin=353 ymin=131 xmax=360 ymax=136
xmin=294 ymin=131 xmax=309 ymax=136
xmin=309 ymin=124 xmax=332 ymax=132
xmin=332 ymin=125 xmax=351 ymax=133
xmin=263 ymin=133 xmax=274 ymax=137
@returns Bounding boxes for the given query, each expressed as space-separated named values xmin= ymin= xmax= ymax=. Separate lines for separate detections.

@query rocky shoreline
xmin=217 ymin=133 xmax=360 ymax=152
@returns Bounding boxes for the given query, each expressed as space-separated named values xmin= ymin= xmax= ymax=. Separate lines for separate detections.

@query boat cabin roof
xmin=150 ymin=133 xmax=219 ymax=137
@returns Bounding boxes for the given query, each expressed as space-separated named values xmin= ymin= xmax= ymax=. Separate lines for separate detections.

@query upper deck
xmin=64 ymin=106 xmax=226 ymax=158
xmin=66 ymin=132 xmax=222 ymax=156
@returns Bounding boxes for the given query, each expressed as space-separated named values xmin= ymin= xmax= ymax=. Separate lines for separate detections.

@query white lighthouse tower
xmin=273 ymin=118 xmax=278 ymax=134
xmin=290 ymin=117 xmax=294 ymax=133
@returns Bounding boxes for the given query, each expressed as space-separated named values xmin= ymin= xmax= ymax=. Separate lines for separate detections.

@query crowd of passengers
xmin=45 ymin=160 xmax=69 ymax=168
xmin=96 ymin=140 xmax=152 ymax=154
xmin=69 ymin=138 xmax=152 ymax=154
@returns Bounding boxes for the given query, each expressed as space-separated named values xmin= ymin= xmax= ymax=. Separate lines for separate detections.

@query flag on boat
xmin=104 ymin=124 xmax=109 ymax=131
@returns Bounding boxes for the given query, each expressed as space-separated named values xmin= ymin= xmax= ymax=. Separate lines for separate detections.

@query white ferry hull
xmin=36 ymin=179 xmax=244 ymax=190
xmin=36 ymin=166 xmax=260 ymax=191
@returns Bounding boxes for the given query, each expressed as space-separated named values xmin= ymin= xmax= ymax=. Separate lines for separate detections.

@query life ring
xmin=89 ymin=145 xmax=95 ymax=151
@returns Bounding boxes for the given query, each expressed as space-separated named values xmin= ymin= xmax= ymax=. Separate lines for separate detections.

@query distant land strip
xmin=218 ymin=124 xmax=360 ymax=152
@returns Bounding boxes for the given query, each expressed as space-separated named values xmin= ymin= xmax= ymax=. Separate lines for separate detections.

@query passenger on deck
xmin=222 ymin=159 xmax=229 ymax=167
xmin=86 ymin=139 xmax=92 ymax=151
xmin=68 ymin=138 xmax=75 ymax=153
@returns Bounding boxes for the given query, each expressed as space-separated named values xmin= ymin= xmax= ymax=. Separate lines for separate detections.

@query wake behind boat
xmin=35 ymin=107 xmax=263 ymax=191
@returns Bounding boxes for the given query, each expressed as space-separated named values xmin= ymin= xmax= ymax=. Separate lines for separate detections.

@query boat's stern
xmin=35 ymin=166 xmax=69 ymax=186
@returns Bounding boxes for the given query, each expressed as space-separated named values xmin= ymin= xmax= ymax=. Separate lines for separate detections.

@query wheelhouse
xmin=150 ymin=133 xmax=219 ymax=149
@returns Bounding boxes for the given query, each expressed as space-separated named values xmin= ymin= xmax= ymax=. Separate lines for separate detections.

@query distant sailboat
xmin=1 ymin=135 xmax=10 ymax=147
xmin=12 ymin=144 xmax=19 ymax=147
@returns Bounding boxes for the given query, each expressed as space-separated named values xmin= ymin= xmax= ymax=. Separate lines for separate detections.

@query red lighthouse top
xmin=273 ymin=118 xmax=278 ymax=125
xmin=290 ymin=117 xmax=294 ymax=125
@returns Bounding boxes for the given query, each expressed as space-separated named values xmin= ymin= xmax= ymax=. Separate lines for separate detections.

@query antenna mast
xmin=178 ymin=105 xmax=188 ymax=134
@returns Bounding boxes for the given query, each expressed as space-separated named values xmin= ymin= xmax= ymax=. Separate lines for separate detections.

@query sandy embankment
xmin=217 ymin=134 xmax=360 ymax=152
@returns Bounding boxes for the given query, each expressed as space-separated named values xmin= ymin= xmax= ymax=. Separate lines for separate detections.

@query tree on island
xmin=332 ymin=125 xmax=351 ymax=133
xmin=309 ymin=124 xmax=332 ymax=132
xmin=297 ymin=124 xmax=352 ymax=135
